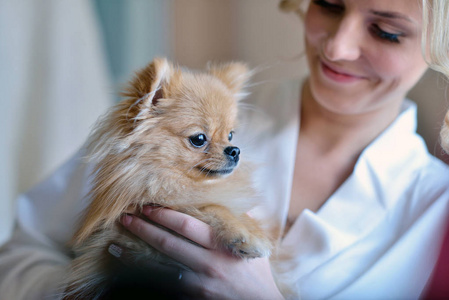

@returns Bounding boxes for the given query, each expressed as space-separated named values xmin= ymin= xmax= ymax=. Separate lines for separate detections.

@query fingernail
xmin=120 ymin=214 xmax=133 ymax=226
xmin=142 ymin=205 xmax=154 ymax=215
xmin=108 ymin=244 xmax=123 ymax=258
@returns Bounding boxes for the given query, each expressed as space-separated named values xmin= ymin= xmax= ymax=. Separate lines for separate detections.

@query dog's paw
xmin=223 ymin=231 xmax=272 ymax=259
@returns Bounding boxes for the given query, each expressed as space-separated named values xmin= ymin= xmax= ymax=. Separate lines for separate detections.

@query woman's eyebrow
xmin=369 ymin=10 xmax=416 ymax=24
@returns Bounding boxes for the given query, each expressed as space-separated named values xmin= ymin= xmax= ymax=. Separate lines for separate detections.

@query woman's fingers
xmin=141 ymin=206 xmax=216 ymax=249
xmin=120 ymin=214 xmax=216 ymax=271
xmin=119 ymin=213 xmax=284 ymax=299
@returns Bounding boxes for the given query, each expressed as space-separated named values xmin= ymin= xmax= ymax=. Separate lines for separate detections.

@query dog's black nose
xmin=224 ymin=146 xmax=240 ymax=163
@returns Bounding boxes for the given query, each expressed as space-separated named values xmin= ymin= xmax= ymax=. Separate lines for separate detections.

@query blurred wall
xmin=172 ymin=0 xmax=307 ymax=80
xmin=94 ymin=0 xmax=172 ymax=101
xmin=409 ymin=71 xmax=449 ymax=162
xmin=0 ymin=0 xmax=113 ymax=243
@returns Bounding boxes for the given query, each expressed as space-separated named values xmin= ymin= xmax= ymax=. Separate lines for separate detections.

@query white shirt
xmin=1 ymin=79 xmax=449 ymax=300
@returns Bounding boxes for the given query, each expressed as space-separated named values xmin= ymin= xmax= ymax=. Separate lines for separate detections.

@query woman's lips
xmin=320 ymin=61 xmax=365 ymax=83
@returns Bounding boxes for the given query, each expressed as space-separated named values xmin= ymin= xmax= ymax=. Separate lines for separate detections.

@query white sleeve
xmin=0 ymin=149 xmax=93 ymax=300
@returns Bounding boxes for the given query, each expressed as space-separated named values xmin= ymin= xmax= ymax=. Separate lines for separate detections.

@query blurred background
xmin=1 ymin=0 xmax=448 ymax=244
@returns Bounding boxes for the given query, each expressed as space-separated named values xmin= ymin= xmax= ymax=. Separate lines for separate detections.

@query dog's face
xmin=112 ymin=58 xmax=251 ymax=181
xmin=152 ymin=72 xmax=241 ymax=180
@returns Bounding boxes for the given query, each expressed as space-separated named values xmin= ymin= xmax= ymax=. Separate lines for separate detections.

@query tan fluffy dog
xmin=63 ymin=58 xmax=272 ymax=299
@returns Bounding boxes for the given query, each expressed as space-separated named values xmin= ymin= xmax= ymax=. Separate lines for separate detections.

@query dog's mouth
xmin=196 ymin=166 xmax=235 ymax=176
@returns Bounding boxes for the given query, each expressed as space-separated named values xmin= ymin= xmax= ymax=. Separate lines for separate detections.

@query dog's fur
xmin=63 ymin=58 xmax=272 ymax=299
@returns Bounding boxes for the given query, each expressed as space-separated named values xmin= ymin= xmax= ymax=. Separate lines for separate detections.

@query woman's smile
xmin=320 ymin=60 xmax=367 ymax=84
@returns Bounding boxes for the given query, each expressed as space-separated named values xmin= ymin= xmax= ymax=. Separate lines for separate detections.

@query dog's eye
xmin=189 ymin=134 xmax=207 ymax=148
xmin=228 ymin=131 xmax=234 ymax=142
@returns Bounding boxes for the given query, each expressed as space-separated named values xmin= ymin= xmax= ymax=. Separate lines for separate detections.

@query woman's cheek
xmin=304 ymin=7 xmax=326 ymax=45
xmin=368 ymin=48 xmax=417 ymax=83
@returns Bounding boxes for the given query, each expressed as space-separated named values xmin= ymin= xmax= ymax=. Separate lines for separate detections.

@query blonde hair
xmin=422 ymin=0 xmax=449 ymax=78
xmin=421 ymin=1 xmax=449 ymax=152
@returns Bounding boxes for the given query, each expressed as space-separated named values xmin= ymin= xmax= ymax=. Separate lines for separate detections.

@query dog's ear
xmin=207 ymin=62 xmax=252 ymax=99
xmin=122 ymin=57 xmax=173 ymax=109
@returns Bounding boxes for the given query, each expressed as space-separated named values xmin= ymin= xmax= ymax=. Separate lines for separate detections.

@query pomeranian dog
xmin=63 ymin=58 xmax=272 ymax=299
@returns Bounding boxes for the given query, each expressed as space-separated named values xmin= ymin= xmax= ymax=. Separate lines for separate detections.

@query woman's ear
xmin=122 ymin=57 xmax=173 ymax=108
xmin=207 ymin=61 xmax=253 ymax=99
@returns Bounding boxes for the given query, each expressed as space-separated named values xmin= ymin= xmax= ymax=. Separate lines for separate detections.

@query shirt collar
xmin=315 ymin=99 xmax=427 ymax=236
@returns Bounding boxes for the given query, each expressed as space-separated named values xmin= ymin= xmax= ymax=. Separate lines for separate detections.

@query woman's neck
xmin=299 ymin=80 xmax=403 ymax=159
xmin=286 ymin=80 xmax=405 ymax=221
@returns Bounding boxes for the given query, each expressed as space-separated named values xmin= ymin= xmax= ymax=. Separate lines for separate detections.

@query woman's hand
xmin=118 ymin=206 xmax=284 ymax=300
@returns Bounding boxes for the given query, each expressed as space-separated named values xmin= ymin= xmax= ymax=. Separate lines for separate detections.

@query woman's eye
xmin=189 ymin=134 xmax=207 ymax=148
xmin=313 ymin=0 xmax=344 ymax=14
xmin=370 ymin=24 xmax=401 ymax=43
xmin=228 ymin=131 xmax=234 ymax=142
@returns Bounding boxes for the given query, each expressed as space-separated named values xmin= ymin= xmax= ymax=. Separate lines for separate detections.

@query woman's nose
xmin=322 ymin=16 xmax=362 ymax=62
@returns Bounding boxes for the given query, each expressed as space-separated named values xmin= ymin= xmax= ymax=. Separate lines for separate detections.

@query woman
xmin=1 ymin=0 xmax=449 ymax=299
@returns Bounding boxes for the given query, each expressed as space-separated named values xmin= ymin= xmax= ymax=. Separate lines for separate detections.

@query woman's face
xmin=305 ymin=0 xmax=428 ymax=115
